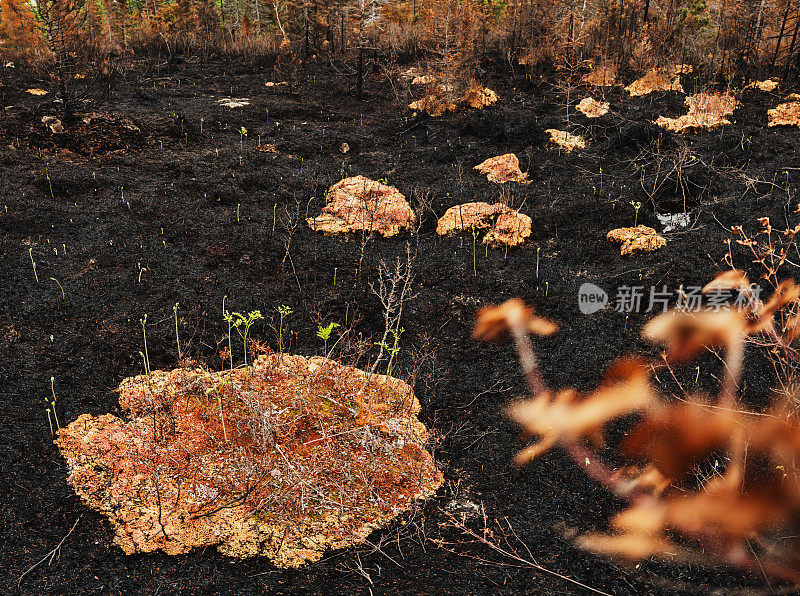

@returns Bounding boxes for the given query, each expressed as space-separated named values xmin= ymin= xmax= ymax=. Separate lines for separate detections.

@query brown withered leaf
xmin=622 ymin=400 xmax=736 ymax=479
xmin=506 ymin=358 xmax=655 ymax=464
xmin=666 ymin=488 xmax=784 ymax=540
xmin=701 ymin=270 xmax=751 ymax=293
xmin=642 ymin=309 xmax=745 ymax=362
xmin=752 ymin=279 xmax=800 ymax=332
xmin=577 ymin=532 xmax=679 ymax=562
xmin=473 ymin=299 xmax=558 ymax=344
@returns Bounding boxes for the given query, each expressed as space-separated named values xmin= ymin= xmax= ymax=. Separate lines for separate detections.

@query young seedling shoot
xmin=385 ymin=327 xmax=404 ymax=376
xmin=471 ymin=225 xmax=479 ymax=277
xmin=29 ymin=248 xmax=38 ymax=283
xmin=50 ymin=277 xmax=65 ymax=301
xmin=276 ymin=305 xmax=292 ymax=351
xmin=49 ymin=376 xmax=60 ymax=430
xmin=173 ymin=302 xmax=181 ymax=360
xmin=239 ymin=126 xmax=247 ymax=152
xmin=140 ymin=315 xmax=151 ymax=375
xmin=232 ymin=310 xmax=263 ymax=366
xmin=630 ymin=200 xmax=642 ymax=227
xmin=317 ymin=322 xmax=340 ymax=356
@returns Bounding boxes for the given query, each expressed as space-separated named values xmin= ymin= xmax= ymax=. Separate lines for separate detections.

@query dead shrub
xmin=474 ymin=258 xmax=800 ymax=581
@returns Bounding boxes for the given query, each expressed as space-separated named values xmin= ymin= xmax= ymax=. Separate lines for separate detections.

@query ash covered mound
xmin=56 ymin=354 xmax=442 ymax=567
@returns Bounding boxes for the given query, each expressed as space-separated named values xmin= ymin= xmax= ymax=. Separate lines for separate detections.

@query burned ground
xmin=2 ymin=60 xmax=800 ymax=594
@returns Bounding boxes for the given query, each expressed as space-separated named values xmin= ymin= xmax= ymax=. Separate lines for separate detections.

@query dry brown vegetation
xmin=576 ymin=97 xmax=609 ymax=118
xmin=656 ymin=91 xmax=738 ymax=133
xmin=306 ymin=176 xmax=415 ymax=238
xmin=408 ymin=83 xmax=498 ymax=117
xmin=436 ymin=202 xmax=531 ymax=247
xmin=545 ymin=129 xmax=586 ymax=152
xmin=473 ymin=153 xmax=530 ymax=184
xmin=625 ymin=68 xmax=684 ymax=97
xmin=768 ymin=101 xmax=800 ymax=127
xmin=56 ymin=353 xmax=442 ymax=566
xmin=606 ymin=226 xmax=667 ymax=256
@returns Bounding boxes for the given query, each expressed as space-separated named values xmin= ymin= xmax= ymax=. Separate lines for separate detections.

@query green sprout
xmin=630 ymin=201 xmax=642 ymax=227
xmin=317 ymin=322 xmax=340 ymax=355
xmin=50 ymin=277 xmax=64 ymax=301
xmin=536 ymin=247 xmax=541 ymax=279
xmin=384 ymin=328 xmax=404 ymax=376
xmin=49 ymin=376 xmax=60 ymax=430
xmin=471 ymin=226 xmax=479 ymax=277
xmin=276 ymin=305 xmax=293 ymax=351
xmin=29 ymin=248 xmax=38 ymax=283
xmin=140 ymin=314 xmax=150 ymax=375
xmin=224 ymin=310 xmax=263 ymax=366
xmin=239 ymin=126 xmax=247 ymax=151
xmin=173 ymin=302 xmax=181 ymax=360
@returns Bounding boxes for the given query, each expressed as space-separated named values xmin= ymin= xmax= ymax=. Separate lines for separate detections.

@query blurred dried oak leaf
xmin=623 ymin=399 xmax=736 ymax=479
xmin=506 ymin=357 xmax=656 ymax=463
xmin=473 ymin=299 xmax=557 ymax=343
xmin=642 ymin=309 xmax=745 ymax=361
xmin=307 ymin=176 xmax=415 ymax=238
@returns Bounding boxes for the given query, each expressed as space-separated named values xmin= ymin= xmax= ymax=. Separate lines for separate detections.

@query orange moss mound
xmin=625 ymin=69 xmax=684 ymax=97
xmin=583 ymin=63 xmax=617 ymax=86
xmin=576 ymin=98 xmax=609 ymax=118
xmin=436 ymin=201 xmax=531 ymax=247
xmin=656 ymin=92 xmax=738 ymax=133
xmin=409 ymin=83 xmax=498 ymax=116
xmin=768 ymin=101 xmax=800 ymax=127
xmin=473 ymin=153 xmax=530 ymax=184
xmin=545 ymin=129 xmax=586 ymax=152
xmin=746 ymin=79 xmax=780 ymax=92
xmin=607 ymin=225 xmax=666 ymax=256
xmin=56 ymin=354 xmax=442 ymax=566
xmin=307 ymin=176 xmax=415 ymax=237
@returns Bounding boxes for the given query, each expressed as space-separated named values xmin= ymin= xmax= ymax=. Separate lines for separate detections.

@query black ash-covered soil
xmin=2 ymin=60 xmax=800 ymax=594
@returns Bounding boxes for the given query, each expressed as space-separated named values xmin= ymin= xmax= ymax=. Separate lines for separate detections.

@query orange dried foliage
xmin=606 ymin=225 xmax=666 ymax=256
xmin=307 ymin=176 xmax=416 ymax=238
xmin=436 ymin=202 xmax=532 ymax=247
xmin=656 ymin=92 xmax=738 ymax=133
xmin=625 ymin=68 xmax=684 ymax=97
xmin=473 ymin=153 xmax=530 ymax=184
xmin=768 ymin=101 xmax=800 ymax=127
xmin=56 ymin=354 xmax=442 ymax=565
xmin=576 ymin=97 xmax=609 ymax=118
